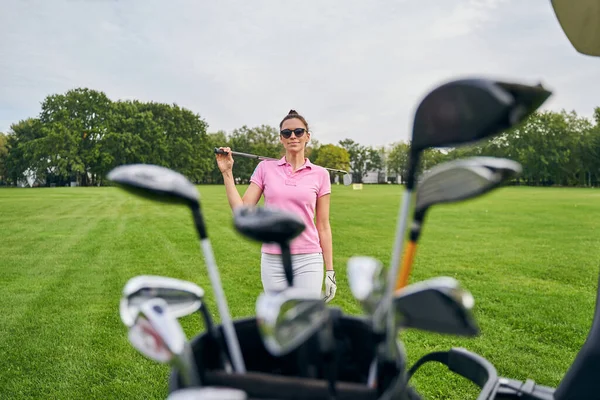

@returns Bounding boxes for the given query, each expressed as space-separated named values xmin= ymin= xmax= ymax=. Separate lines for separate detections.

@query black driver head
xmin=233 ymin=205 xmax=305 ymax=245
xmin=411 ymin=78 xmax=552 ymax=154
xmin=394 ymin=276 xmax=479 ymax=337
xmin=107 ymin=164 xmax=199 ymax=207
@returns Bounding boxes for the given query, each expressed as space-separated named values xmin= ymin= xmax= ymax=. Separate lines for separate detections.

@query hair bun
xmin=288 ymin=109 xmax=299 ymax=115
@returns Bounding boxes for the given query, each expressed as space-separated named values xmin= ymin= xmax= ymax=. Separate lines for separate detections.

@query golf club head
xmin=127 ymin=298 xmax=188 ymax=363
xmin=415 ymin=161 xmax=503 ymax=213
xmin=411 ymin=78 xmax=552 ymax=154
xmin=166 ymin=387 xmax=248 ymax=400
xmin=393 ymin=277 xmax=479 ymax=336
xmin=233 ymin=205 xmax=305 ymax=244
xmin=551 ymin=0 xmax=600 ymax=57
xmin=120 ymin=275 xmax=205 ymax=328
xmin=460 ymin=156 xmax=522 ymax=182
xmin=256 ymin=287 xmax=329 ymax=356
xmin=346 ymin=256 xmax=386 ymax=314
xmin=343 ymin=173 xmax=353 ymax=186
xmin=107 ymin=164 xmax=199 ymax=207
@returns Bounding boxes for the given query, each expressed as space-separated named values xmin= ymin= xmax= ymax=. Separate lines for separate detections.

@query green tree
xmin=314 ymin=144 xmax=350 ymax=183
xmin=0 ymin=133 xmax=7 ymax=184
xmin=135 ymin=101 xmax=211 ymax=184
xmin=306 ymin=139 xmax=321 ymax=163
xmin=386 ymin=141 xmax=409 ymax=183
xmin=37 ymin=88 xmax=113 ymax=186
xmin=339 ymin=139 xmax=385 ymax=183
xmin=3 ymin=118 xmax=46 ymax=186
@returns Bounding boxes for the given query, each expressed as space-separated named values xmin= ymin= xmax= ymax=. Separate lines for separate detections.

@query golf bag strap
xmin=204 ymin=370 xmax=378 ymax=400
xmin=408 ymin=349 xmax=498 ymax=399
xmin=407 ymin=351 xmax=448 ymax=379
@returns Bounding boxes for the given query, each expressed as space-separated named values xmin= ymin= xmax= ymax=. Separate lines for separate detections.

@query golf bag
xmin=168 ymin=315 xmax=421 ymax=400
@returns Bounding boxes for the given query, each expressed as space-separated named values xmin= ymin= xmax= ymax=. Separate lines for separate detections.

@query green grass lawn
xmin=1 ymin=184 xmax=599 ymax=399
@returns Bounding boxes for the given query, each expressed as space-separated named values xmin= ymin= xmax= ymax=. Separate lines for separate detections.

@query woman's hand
xmin=324 ymin=270 xmax=337 ymax=303
xmin=216 ymin=146 xmax=234 ymax=173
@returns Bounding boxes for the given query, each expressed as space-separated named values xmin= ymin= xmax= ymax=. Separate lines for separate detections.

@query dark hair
xmin=279 ymin=109 xmax=309 ymax=132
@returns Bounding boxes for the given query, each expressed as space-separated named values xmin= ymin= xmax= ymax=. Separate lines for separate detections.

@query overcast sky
xmin=1 ymin=0 xmax=599 ymax=147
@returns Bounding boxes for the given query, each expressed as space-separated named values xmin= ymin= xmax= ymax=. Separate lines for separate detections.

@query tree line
xmin=0 ymin=88 xmax=599 ymax=187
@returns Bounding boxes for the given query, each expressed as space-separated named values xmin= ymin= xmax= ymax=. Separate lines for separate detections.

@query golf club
xmin=120 ymin=275 xmax=206 ymax=328
xmin=394 ymin=157 xmax=522 ymax=290
xmin=551 ymin=0 xmax=600 ymax=56
xmin=380 ymin=78 xmax=552 ymax=360
xmin=119 ymin=275 xmax=233 ymax=373
xmin=346 ymin=256 xmax=387 ymax=388
xmin=368 ymin=276 xmax=479 ymax=397
xmin=128 ymin=297 xmax=201 ymax=387
xmin=255 ymin=287 xmax=340 ymax=399
xmin=233 ymin=205 xmax=305 ymax=287
xmin=214 ymin=147 xmax=353 ymax=186
xmin=346 ymin=256 xmax=386 ymax=316
xmin=255 ymin=287 xmax=330 ymax=356
xmin=392 ymin=276 xmax=479 ymax=337
xmin=166 ymin=387 xmax=248 ymax=400
xmin=107 ymin=163 xmax=246 ymax=374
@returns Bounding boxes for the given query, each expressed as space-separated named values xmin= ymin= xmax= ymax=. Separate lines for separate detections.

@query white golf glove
xmin=323 ymin=270 xmax=337 ymax=303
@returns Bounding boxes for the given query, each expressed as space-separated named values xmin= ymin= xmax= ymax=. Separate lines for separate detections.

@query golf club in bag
xmin=114 ymin=69 xmax=599 ymax=398
xmin=107 ymin=163 xmax=246 ymax=374
xmin=168 ymin=265 xmax=600 ymax=399
xmin=214 ymin=147 xmax=354 ymax=186
xmin=395 ymin=156 xmax=522 ymax=290
xmin=119 ymin=158 xmax=600 ymax=399
xmin=370 ymin=77 xmax=552 ymax=393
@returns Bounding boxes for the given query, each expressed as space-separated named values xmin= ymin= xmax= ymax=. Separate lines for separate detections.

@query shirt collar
xmin=277 ymin=156 xmax=313 ymax=170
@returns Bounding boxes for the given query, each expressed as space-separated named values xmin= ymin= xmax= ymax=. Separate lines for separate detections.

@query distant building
xmin=351 ymin=168 xmax=390 ymax=184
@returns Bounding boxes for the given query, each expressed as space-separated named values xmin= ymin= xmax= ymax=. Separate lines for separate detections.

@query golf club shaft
xmin=182 ymin=343 xmax=202 ymax=387
xmin=214 ymin=147 xmax=349 ymax=175
xmin=281 ymin=243 xmax=294 ymax=287
xmin=199 ymin=238 xmax=246 ymax=373
xmin=381 ymin=151 xmax=421 ymax=355
xmin=200 ymin=304 xmax=233 ymax=373
xmin=395 ymin=219 xmax=424 ymax=291
xmin=395 ymin=240 xmax=418 ymax=291
xmin=191 ymin=206 xmax=246 ymax=373
xmin=219 ymin=148 xmax=276 ymax=161
xmin=381 ymin=190 xmax=412 ymax=336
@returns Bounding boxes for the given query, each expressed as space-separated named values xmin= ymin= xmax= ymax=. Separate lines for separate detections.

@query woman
xmin=215 ymin=109 xmax=337 ymax=302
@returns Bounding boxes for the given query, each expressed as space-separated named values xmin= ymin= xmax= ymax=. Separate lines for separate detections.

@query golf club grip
xmin=281 ymin=245 xmax=294 ymax=287
xmin=395 ymin=241 xmax=418 ymax=291
xmin=214 ymin=147 xmax=274 ymax=160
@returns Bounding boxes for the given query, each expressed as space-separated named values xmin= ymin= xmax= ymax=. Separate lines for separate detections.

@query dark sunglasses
xmin=280 ymin=128 xmax=306 ymax=139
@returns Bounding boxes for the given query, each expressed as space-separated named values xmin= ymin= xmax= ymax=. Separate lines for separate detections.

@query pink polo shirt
xmin=250 ymin=156 xmax=331 ymax=255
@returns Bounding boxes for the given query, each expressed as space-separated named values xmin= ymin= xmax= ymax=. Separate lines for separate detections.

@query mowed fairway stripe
xmin=1 ymin=189 xmax=174 ymax=398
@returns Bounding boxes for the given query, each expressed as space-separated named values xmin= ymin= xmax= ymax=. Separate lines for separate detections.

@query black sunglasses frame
xmin=280 ymin=128 xmax=307 ymax=139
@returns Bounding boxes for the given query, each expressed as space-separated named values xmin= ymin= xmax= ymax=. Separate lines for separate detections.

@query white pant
xmin=261 ymin=252 xmax=324 ymax=298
